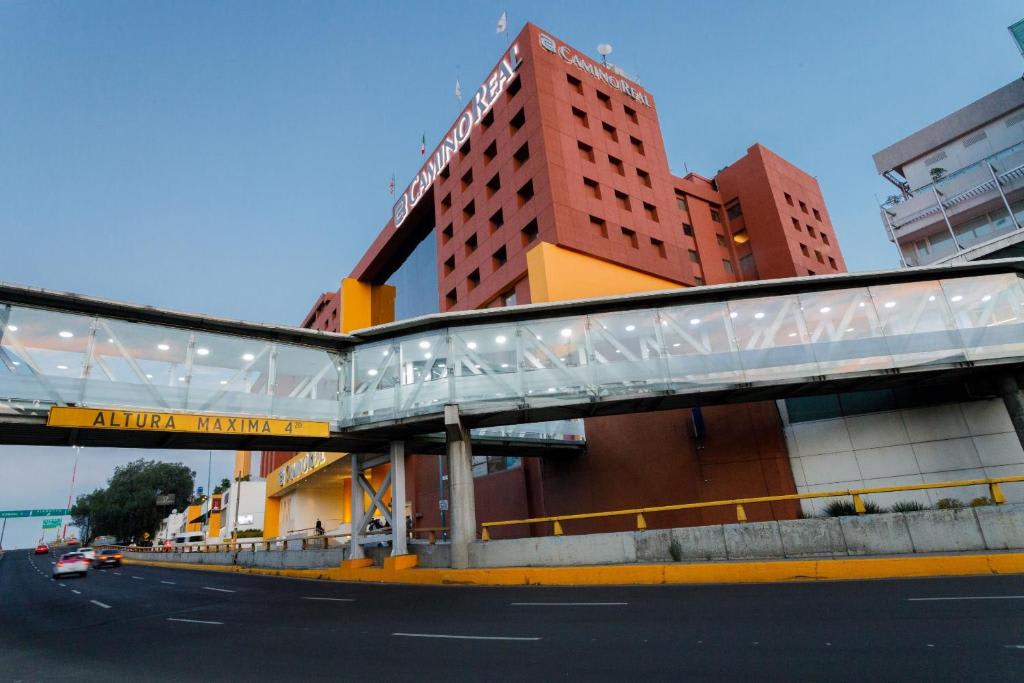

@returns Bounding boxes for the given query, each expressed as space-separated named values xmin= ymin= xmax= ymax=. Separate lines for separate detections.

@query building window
xmin=608 ymin=155 xmax=624 ymax=175
xmin=513 ymin=141 xmax=530 ymax=168
xmin=602 ymin=121 xmax=618 ymax=142
xmin=502 ymin=290 xmax=517 ymax=307
xmin=441 ymin=223 xmax=453 ymax=243
xmin=676 ymin=193 xmax=689 ymax=211
xmin=472 ymin=455 xmax=521 ymax=477
xmin=446 ymin=288 xmax=458 ymax=308
xmin=486 ymin=172 xmax=500 ymax=197
xmin=815 ymin=250 xmax=824 ymax=264
xmin=467 ymin=268 xmax=480 ymax=290
xmin=596 ymin=90 xmax=612 ymax=109
xmin=682 ymin=223 xmax=694 ymax=237
xmin=480 ymin=109 xmax=495 ymax=130
xmin=440 ymin=164 xmax=450 ymax=181
xmin=578 ymin=140 xmax=595 ymax=162
xmin=441 ymin=193 xmax=452 ymax=213
xmin=463 ymin=199 xmax=475 ymax=221
xmin=464 ymin=233 xmax=478 ymax=255
xmin=799 ymin=200 xmax=808 ymax=214
xmin=614 ymin=190 xmax=631 ymax=211
xmin=461 ymin=168 xmax=473 ymax=190
xmin=571 ymin=106 xmax=589 ymax=128
xmin=624 ymin=105 xmax=638 ymax=124
xmin=629 ymin=136 xmax=644 ymax=155
xmin=484 ymin=140 xmax=498 ymax=163
xmin=492 ymin=245 xmax=507 ymax=270
xmin=651 ymin=237 xmax=666 ymax=258
xmin=517 ymin=179 xmax=534 ymax=206
xmin=732 ymin=229 xmax=749 ymax=244
xmin=583 ymin=176 xmax=601 ymax=199
xmin=459 ymin=138 xmax=472 ymax=158
xmin=688 ymin=249 xmax=701 ymax=263
xmin=813 ymin=208 xmax=822 ymax=221
xmin=443 ymin=255 xmax=455 ymax=276
xmin=643 ymin=202 xmax=659 ymax=222
xmin=621 ymin=227 xmax=639 ymax=249
xmin=489 ymin=208 xmax=504 ymax=233
xmin=800 ymin=243 xmax=809 ymax=257
xmin=807 ymin=225 xmax=816 ymax=238
xmin=636 ymin=168 xmax=652 ymax=187
xmin=710 ymin=208 xmax=722 ymax=223
xmin=521 ymin=218 xmax=539 ymax=246
xmin=716 ymin=233 xmax=727 ymax=247
xmin=506 ymin=76 xmax=521 ymax=99
xmin=566 ymin=74 xmax=583 ymax=95
xmin=723 ymin=259 xmax=734 ymax=274
xmin=726 ymin=203 xmax=743 ymax=220
xmin=821 ymin=232 xmax=830 ymax=246
xmin=590 ymin=215 xmax=608 ymax=238
xmin=694 ymin=276 xmax=705 ymax=285
xmin=828 ymin=256 xmax=837 ymax=270
xmin=784 ymin=192 xmax=794 ymax=206
xmin=509 ymin=107 xmax=526 ymax=133
xmin=792 ymin=217 xmax=802 ymax=232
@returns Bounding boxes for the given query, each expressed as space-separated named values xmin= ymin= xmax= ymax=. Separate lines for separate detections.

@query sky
xmin=1 ymin=0 xmax=1022 ymax=548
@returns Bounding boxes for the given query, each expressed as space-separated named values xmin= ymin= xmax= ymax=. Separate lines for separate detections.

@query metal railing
xmin=479 ymin=475 xmax=1024 ymax=540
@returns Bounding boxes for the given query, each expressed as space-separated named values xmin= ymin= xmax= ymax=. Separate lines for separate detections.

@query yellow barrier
xmin=479 ymin=475 xmax=1024 ymax=541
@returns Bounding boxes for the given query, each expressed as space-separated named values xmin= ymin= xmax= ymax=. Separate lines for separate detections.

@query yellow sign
xmin=47 ymin=407 xmax=329 ymax=438
xmin=266 ymin=451 xmax=348 ymax=497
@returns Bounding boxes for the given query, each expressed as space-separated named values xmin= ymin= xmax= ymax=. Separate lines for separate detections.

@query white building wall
xmin=781 ymin=398 xmax=1024 ymax=514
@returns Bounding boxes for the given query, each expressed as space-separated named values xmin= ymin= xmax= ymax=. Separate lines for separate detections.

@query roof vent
xmin=962 ymin=130 xmax=988 ymax=148
xmin=923 ymin=150 xmax=947 ymax=165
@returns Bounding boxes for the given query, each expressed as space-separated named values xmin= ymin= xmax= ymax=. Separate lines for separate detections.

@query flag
xmin=388 ymin=174 xmax=395 ymax=196
xmin=454 ymin=79 xmax=462 ymax=100
xmin=420 ymin=133 xmax=426 ymax=155
xmin=496 ymin=11 xmax=507 ymax=34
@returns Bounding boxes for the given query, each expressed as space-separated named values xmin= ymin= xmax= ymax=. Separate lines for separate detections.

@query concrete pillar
xmin=445 ymin=405 xmax=476 ymax=569
xmin=349 ymin=453 xmax=364 ymax=560
xmin=1000 ymin=376 xmax=1024 ymax=451
xmin=390 ymin=440 xmax=408 ymax=556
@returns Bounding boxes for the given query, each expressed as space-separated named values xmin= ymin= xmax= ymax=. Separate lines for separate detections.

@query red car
xmin=34 ymin=544 xmax=49 ymax=554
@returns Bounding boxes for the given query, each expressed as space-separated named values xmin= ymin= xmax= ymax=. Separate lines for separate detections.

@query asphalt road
xmin=2 ymin=548 xmax=1024 ymax=681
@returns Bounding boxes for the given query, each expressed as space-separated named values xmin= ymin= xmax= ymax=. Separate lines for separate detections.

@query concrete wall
xmin=142 ymin=540 xmax=450 ymax=570
xmin=469 ymin=504 xmax=1024 ymax=567
xmin=782 ymin=399 xmax=1024 ymax=515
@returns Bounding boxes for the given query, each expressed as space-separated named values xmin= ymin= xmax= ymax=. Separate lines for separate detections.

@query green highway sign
xmin=0 ymin=509 xmax=69 ymax=519
xmin=41 ymin=518 xmax=62 ymax=529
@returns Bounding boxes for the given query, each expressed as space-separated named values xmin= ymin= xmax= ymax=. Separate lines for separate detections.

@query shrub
xmin=236 ymin=528 xmax=263 ymax=538
xmin=824 ymin=499 xmax=882 ymax=517
xmin=936 ymin=498 xmax=964 ymax=510
xmin=891 ymin=500 xmax=926 ymax=513
xmin=970 ymin=497 xmax=994 ymax=508
xmin=668 ymin=538 xmax=683 ymax=562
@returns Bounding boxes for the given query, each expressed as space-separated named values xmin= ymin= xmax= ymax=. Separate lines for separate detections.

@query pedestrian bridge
xmin=2 ymin=260 xmax=1023 ymax=452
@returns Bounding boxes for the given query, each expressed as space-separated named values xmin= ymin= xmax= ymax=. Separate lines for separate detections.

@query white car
xmin=78 ymin=547 xmax=96 ymax=562
xmin=52 ymin=553 xmax=90 ymax=578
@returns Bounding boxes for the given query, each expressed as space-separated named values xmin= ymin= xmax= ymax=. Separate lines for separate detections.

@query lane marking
xmin=161 ymin=580 xmax=176 ymax=585
xmin=113 ymin=572 xmax=121 ymax=575
xmin=202 ymin=587 xmax=236 ymax=593
xmin=510 ymin=602 xmax=628 ymax=606
xmin=1004 ymin=645 xmax=1024 ymax=649
xmin=302 ymin=597 xmax=355 ymax=602
xmin=131 ymin=576 xmax=143 ymax=580
xmin=71 ymin=590 xmax=81 ymax=595
xmin=392 ymin=633 xmax=540 ymax=641
xmin=908 ymin=596 xmax=1024 ymax=601
xmin=90 ymin=600 xmax=111 ymax=609
xmin=167 ymin=617 xmax=223 ymax=625
xmin=58 ymin=583 xmax=66 ymax=588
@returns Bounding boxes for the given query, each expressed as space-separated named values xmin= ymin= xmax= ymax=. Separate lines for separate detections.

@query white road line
xmin=908 ymin=595 xmax=1024 ymax=601
xmin=1003 ymin=645 xmax=1024 ymax=649
xmin=113 ymin=572 xmax=121 ymax=575
xmin=90 ymin=600 xmax=111 ymax=609
xmin=71 ymin=590 xmax=81 ymax=595
xmin=58 ymin=583 xmax=66 ymax=587
xmin=131 ymin=576 xmax=143 ymax=580
xmin=302 ymin=597 xmax=355 ymax=602
xmin=202 ymin=587 xmax=236 ymax=593
xmin=392 ymin=633 xmax=540 ymax=641
xmin=510 ymin=602 xmax=628 ymax=606
xmin=167 ymin=618 xmax=223 ymax=625
xmin=161 ymin=580 xmax=176 ymax=585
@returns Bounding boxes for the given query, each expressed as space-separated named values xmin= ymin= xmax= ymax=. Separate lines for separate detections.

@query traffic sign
xmin=41 ymin=518 xmax=61 ymax=529
xmin=0 ymin=509 xmax=69 ymax=518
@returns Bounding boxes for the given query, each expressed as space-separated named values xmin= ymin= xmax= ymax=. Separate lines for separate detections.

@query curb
xmin=124 ymin=552 xmax=1024 ymax=586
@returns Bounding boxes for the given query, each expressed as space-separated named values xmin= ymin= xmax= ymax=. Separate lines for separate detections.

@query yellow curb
xmin=124 ymin=552 xmax=1024 ymax=586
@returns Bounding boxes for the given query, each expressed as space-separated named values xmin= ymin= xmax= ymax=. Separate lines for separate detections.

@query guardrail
xmin=479 ymin=475 xmax=1024 ymax=540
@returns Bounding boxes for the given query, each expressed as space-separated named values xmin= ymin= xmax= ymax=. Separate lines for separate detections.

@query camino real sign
xmin=537 ymin=32 xmax=651 ymax=108
xmin=392 ymin=42 xmax=523 ymax=228
xmin=0 ymin=509 xmax=69 ymax=518
xmin=47 ymin=407 xmax=329 ymax=438
xmin=266 ymin=451 xmax=347 ymax=497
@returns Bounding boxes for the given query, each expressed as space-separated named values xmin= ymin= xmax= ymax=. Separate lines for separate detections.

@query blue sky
xmin=1 ymin=0 xmax=1022 ymax=547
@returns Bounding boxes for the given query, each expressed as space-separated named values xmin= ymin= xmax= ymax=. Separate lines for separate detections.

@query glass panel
xmin=518 ymin=317 xmax=590 ymax=404
xmin=869 ymin=281 xmax=964 ymax=367
xmin=727 ymin=295 xmax=820 ymax=382
xmin=269 ymin=343 xmax=344 ymax=421
xmin=350 ymin=340 xmax=398 ymax=422
xmin=397 ymin=331 xmax=449 ymax=417
xmin=942 ymin=274 xmax=1024 ymax=362
xmin=659 ymin=302 xmax=742 ymax=390
xmin=450 ymin=322 xmax=520 ymax=407
xmin=587 ymin=309 xmax=666 ymax=397
xmin=797 ymin=288 xmax=892 ymax=374
xmin=0 ymin=306 xmax=94 ymax=406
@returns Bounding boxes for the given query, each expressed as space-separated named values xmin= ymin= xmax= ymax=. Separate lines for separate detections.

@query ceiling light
xmin=846 ymin=327 xmax=855 ymax=332
xmin=858 ymin=302 xmax=865 ymax=308
xmin=107 ymin=338 xmax=114 ymax=343
xmin=819 ymin=306 xmax=831 ymax=313
xmin=367 ymin=369 xmax=378 ymax=376
xmin=788 ymin=333 xmax=797 ymax=338
xmin=672 ymin=342 xmax=681 ymax=347
xmin=754 ymin=312 xmax=765 ymax=319
xmin=424 ymin=352 xmax=432 ymax=359
xmin=6 ymin=325 xmax=17 ymax=332
xmin=11 ymin=361 xmax=20 ymax=366
xmin=157 ymin=343 xmax=170 ymax=351
xmin=196 ymin=348 xmax=210 ymax=356
xmin=625 ymin=324 xmax=636 ymax=332
xmin=884 ymin=301 xmax=896 ymax=308
xmin=500 ymin=363 xmax=509 ymax=368
xmin=495 ymin=335 xmax=507 ymax=344
xmin=56 ymin=364 xmax=68 ymax=370
xmin=58 ymin=331 xmax=73 ymax=338
xmin=145 ymin=373 xmax=153 ymax=379
xmin=382 ymin=349 xmax=390 ymax=356
xmin=219 ymin=380 xmax=228 ymax=385
xmin=177 ymin=376 xmax=186 ymax=382
xmin=927 ymin=296 xmax=936 ymax=302
xmin=466 ymin=341 xmax=478 ymax=350
xmin=982 ymin=295 xmax=991 ymax=302
xmin=615 ymin=349 xmax=621 ymax=353
xmin=560 ymin=328 xmax=572 ymax=337
xmin=689 ymin=318 xmax=701 ymax=325
xmin=730 ymin=312 xmax=738 ymax=319
xmin=950 ymin=295 xmax=963 ymax=302
xmin=242 ymin=353 xmax=255 ymax=361
xmin=418 ymin=340 xmax=431 ymax=349
xmin=546 ymin=387 xmax=557 ymax=393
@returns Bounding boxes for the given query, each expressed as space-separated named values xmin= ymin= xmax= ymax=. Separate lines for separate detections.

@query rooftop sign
xmin=538 ymin=32 xmax=650 ymax=108
xmin=392 ymin=43 xmax=523 ymax=228
xmin=47 ymin=407 xmax=328 ymax=438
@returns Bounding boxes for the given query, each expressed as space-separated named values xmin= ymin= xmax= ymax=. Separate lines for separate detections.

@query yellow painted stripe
xmin=124 ymin=553 xmax=1024 ymax=587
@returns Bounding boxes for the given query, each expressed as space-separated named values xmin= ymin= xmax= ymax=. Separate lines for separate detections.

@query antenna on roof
xmin=597 ymin=43 xmax=613 ymax=65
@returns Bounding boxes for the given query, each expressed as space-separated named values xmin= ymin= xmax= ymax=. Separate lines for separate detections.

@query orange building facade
xmin=263 ymin=23 xmax=847 ymax=536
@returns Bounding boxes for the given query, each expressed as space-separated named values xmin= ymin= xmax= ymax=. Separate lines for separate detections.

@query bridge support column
xmin=1000 ymin=376 xmax=1024 ymax=452
xmin=445 ymin=405 xmax=476 ymax=569
xmin=348 ymin=453 xmax=364 ymax=560
xmin=390 ymin=440 xmax=408 ymax=557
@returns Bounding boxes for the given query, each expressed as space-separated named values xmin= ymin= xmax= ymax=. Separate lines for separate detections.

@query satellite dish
xmin=597 ymin=43 xmax=613 ymax=56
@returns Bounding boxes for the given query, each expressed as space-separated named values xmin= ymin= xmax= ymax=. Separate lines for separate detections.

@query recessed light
xmin=787 ymin=333 xmax=797 ymax=338
xmin=466 ymin=341 xmax=478 ymax=350
xmin=982 ymin=295 xmax=991 ymax=302
xmin=56 ymin=364 xmax=68 ymax=370
xmin=689 ymin=318 xmax=701 ymax=325
xmin=560 ymin=328 xmax=572 ymax=337
xmin=177 ymin=376 xmax=186 ymax=382
xmin=730 ymin=312 xmax=738 ymax=319
xmin=500 ymin=363 xmax=509 ymax=368
xmin=242 ymin=353 xmax=255 ymax=361
xmin=846 ymin=327 xmax=855 ymax=332
xmin=927 ymin=296 xmax=936 ymax=302
xmin=819 ymin=307 xmax=831 ymax=313
xmin=418 ymin=341 xmax=431 ymax=349
xmin=58 ymin=331 xmax=73 ymax=338
xmin=196 ymin=348 xmax=210 ymax=356
xmin=6 ymin=325 xmax=17 ymax=332
xmin=672 ymin=342 xmax=681 ymax=347
xmin=367 ymin=369 xmax=378 ymax=376
xmin=625 ymin=324 xmax=636 ymax=332
xmin=219 ymin=380 xmax=228 ymax=385
xmin=546 ymin=387 xmax=557 ymax=393
xmin=858 ymin=302 xmax=865 ymax=307
xmin=107 ymin=338 xmax=114 ymax=343
xmin=11 ymin=361 xmax=19 ymax=366
xmin=754 ymin=312 xmax=765 ymax=319
xmin=884 ymin=301 xmax=896 ymax=308
xmin=950 ymin=295 xmax=963 ymax=302
xmin=157 ymin=343 xmax=170 ymax=351
xmin=495 ymin=335 xmax=507 ymax=344
xmin=145 ymin=374 xmax=153 ymax=379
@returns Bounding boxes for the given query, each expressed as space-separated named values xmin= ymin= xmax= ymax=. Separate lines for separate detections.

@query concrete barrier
xmin=975 ymin=504 xmax=1024 ymax=550
xmin=723 ymin=521 xmax=785 ymax=559
xmin=778 ymin=517 xmax=847 ymax=557
xmin=469 ymin=531 xmax=636 ymax=568
xmin=837 ymin=513 xmax=914 ymax=555
xmin=904 ymin=508 xmax=985 ymax=552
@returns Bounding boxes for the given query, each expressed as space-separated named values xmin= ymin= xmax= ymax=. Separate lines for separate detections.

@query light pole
xmin=61 ymin=445 xmax=81 ymax=542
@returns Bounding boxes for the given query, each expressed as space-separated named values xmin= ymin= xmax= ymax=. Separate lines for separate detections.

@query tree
xmin=213 ymin=478 xmax=232 ymax=495
xmin=72 ymin=459 xmax=195 ymax=543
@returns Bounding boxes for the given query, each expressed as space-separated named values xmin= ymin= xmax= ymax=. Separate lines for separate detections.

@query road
xmin=2 ymin=548 xmax=1024 ymax=681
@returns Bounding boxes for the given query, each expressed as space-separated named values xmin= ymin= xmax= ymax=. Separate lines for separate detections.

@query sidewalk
xmin=125 ymin=551 xmax=1024 ymax=586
